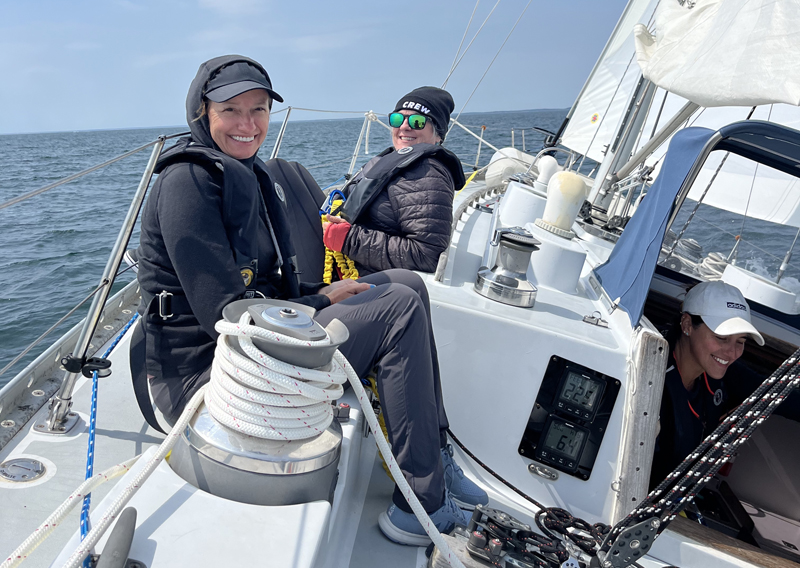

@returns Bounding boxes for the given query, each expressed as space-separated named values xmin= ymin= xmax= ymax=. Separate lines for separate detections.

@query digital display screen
xmin=542 ymin=420 xmax=586 ymax=460
xmin=559 ymin=371 xmax=602 ymax=411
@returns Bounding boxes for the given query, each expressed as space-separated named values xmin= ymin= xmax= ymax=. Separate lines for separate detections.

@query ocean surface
xmin=0 ymin=109 xmax=566 ymax=387
xmin=2 ymin=107 xmax=800 ymax=389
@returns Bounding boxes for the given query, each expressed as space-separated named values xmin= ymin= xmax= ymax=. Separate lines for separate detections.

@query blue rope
xmin=321 ymin=175 xmax=346 ymax=192
xmin=79 ymin=313 xmax=140 ymax=564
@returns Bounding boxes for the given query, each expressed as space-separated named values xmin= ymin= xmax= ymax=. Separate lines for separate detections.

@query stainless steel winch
xmin=169 ymin=299 xmax=349 ymax=506
xmin=475 ymin=227 xmax=540 ymax=308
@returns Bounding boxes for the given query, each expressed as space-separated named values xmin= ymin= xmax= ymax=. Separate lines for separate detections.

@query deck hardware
xmin=32 ymin=389 xmax=45 ymax=397
xmin=582 ymin=312 xmax=608 ymax=328
xmin=34 ymin=408 xmax=81 ymax=435
xmin=0 ymin=458 xmax=46 ymax=482
xmin=528 ymin=462 xmax=559 ymax=481
xmin=1 ymin=420 xmax=15 ymax=428
xmin=602 ymin=517 xmax=657 ymax=568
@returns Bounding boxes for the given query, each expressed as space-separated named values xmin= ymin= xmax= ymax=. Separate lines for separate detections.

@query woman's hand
xmin=322 ymin=215 xmax=352 ymax=253
xmin=319 ymin=279 xmax=372 ymax=304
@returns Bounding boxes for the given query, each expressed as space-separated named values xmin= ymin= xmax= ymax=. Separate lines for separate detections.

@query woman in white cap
xmin=650 ymin=280 xmax=765 ymax=488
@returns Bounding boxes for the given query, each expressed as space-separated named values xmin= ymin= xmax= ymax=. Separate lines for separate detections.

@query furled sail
xmin=634 ymin=0 xmax=800 ymax=108
xmin=560 ymin=0 xmax=659 ymax=163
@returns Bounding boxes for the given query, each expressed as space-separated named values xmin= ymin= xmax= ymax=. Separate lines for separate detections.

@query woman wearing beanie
xmin=649 ymin=280 xmax=765 ymax=489
xmin=131 ymin=56 xmax=485 ymax=547
xmin=322 ymin=86 xmax=466 ymax=276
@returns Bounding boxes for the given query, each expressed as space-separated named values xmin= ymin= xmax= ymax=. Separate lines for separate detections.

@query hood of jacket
xmin=185 ymin=55 xmax=275 ymax=151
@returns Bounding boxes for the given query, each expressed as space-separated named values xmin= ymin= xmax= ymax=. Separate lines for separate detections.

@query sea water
xmin=0 ymin=109 xmax=566 ymax=387
xmin=2 ymin=108 xmax=800 ymax=389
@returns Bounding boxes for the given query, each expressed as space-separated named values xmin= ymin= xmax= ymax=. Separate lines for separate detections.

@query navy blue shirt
xmin=650 ymin=350 xmax=727 ymax=489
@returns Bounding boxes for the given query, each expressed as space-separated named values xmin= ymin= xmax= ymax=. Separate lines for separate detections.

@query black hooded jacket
xmin=134 ymin=55 xmax=329 ymax=391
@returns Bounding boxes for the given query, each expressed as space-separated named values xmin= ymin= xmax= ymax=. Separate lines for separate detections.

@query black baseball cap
xmin=204 ymin=61 xmax=284 ymax=103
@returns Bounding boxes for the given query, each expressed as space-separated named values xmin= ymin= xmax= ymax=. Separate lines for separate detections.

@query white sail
xmin=634 ymin=0 xmax=800 ymax=108
xmin=560 ymin=0 xmax=659 ymax=163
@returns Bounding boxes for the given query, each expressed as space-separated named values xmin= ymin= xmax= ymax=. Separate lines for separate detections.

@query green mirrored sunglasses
xmin=388 ymin=112 xmax=430 ymax=130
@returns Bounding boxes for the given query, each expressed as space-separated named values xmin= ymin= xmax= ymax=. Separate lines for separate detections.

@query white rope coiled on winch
xmin=211 ymin=310 xmax=467 ymax=568
xmin=12 ymin=310 xmax=465 ymax=568
xmin=208 ymin=311 xmax=347 ymax=441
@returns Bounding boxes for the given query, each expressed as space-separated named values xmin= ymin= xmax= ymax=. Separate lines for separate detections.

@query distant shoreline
xmin=0 ymin=108 xmax=569 ymax=137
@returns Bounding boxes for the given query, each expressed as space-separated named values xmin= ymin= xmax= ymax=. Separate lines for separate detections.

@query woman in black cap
xmin=321 ymin=86 xmax=466 ymax=276
xmin=131 ymin=55 xmax=485 ymax=546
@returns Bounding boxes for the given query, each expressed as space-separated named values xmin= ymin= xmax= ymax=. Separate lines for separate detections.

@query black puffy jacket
xmin=342 ymin=154 xmax=458 ymax=275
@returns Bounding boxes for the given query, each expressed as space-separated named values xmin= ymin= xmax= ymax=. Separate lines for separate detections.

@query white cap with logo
xmin=683 ymin=281 xmax=765 ymax=346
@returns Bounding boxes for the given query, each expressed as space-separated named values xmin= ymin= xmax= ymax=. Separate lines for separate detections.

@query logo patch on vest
xmin=726 ymin=302 xmax=746 ymax=311
xmin=240 ymin=268 xmax=254 ymax=287
xmin=713 ymin=389 xmax=723 ymax=406
xmin=274 ymin=182 xmax=286 ymax=203
xmin=397 ymin=146 xmax=414 ymax=155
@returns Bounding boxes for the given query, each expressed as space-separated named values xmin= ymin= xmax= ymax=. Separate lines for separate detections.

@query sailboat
xmin=2 ymin=1 xmax=800 ymax=567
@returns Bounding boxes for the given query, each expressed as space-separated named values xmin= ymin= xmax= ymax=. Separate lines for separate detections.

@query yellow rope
xmin=456 ymin=169 xmax=480 ymax=195
xmin=322 ymin=199 xmax=359 ymax=284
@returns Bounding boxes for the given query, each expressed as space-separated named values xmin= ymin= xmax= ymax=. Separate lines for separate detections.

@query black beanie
xmin=392 ymin=86 xmax=455 ymax=141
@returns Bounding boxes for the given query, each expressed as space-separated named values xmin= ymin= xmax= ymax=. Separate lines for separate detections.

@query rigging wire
xmin=0 ymin=133 xmax=188 ymax=212
xmin=447 ymin=0 xmax=532 ymax=138
xmin=737 ymin=104 xmax=774 ymax=243
xmin=440 ymin=0 xmax=502 ymax=90
xmin=443 ymin=0 xmax=482 ymax=89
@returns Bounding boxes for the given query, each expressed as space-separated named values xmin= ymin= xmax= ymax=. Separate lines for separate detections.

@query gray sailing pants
xmin=315 ymin=269 xmax=449 ymax=513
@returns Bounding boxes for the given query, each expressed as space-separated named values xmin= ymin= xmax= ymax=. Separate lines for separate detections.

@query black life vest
xmin=340 ymin=144 xmax=465 ymax=223
xmin=155 ymin=138 xmax=304 ymax=298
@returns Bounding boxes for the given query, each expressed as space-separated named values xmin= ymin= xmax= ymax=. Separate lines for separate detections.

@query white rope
xmin=206 ymin=313 xmax=346 ymax=441
xmin=57 ymin=387 xmax=206 ymax=568
xmin=698 ymin=252 xmax=728 ymax=280
xmin=1 ymin=457 xmax=140 ymax=568
xmin=12 ymin=311 xmax=466 ymax=568
xmin=209 ymin=312 xmax=467 ymax=567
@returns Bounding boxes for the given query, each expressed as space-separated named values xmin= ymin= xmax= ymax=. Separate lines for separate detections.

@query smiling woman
xmin=322 ymin=86 xmax=466 ymax=276
xmin=128 ymin=54 xmax=485 ymax=545
xmin=207 ymin=90 xmax=271 ymax=160
xmin=650 ymin=281 xmax=766 ymax=488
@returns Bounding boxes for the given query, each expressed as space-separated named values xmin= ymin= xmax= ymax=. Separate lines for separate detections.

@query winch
xmin=169 ymin=299 xmax=349 ymax=506
xmin=475 ymin=227 xmax=540 ymax=308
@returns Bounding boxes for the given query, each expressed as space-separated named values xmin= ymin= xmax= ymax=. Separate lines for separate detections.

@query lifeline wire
xmin=79 ymin=314 xmax=140 ymax=567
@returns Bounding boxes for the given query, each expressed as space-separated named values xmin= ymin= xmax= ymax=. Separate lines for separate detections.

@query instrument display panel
xmin=518 ymin=355 xmax=620 ymax=480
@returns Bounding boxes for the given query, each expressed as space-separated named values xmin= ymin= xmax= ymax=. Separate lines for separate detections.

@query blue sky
xmin=1 ymin=0 xmax=629 ymax=134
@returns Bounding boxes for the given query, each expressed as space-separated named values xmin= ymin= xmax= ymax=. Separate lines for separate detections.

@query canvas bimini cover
xmin=594 ymin=121 xmax=800 ymax=326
